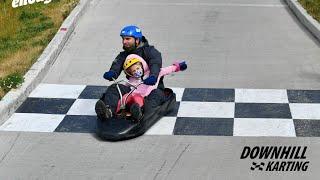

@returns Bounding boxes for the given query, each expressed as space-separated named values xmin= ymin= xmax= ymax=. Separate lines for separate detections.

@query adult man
xmin=95 ymin=25 xmax=165 ymax=120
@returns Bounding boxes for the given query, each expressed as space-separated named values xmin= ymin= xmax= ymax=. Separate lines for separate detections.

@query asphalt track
xmin=1 ymin=0 xmax=320 ymax=179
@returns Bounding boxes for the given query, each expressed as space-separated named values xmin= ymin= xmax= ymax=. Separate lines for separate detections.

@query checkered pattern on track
xmin=1 ymin=83 xmax=320 ymax=137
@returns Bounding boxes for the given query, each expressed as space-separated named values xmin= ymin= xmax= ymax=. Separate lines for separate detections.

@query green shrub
xmin=0 ymin=73 xmax=24 ymax=93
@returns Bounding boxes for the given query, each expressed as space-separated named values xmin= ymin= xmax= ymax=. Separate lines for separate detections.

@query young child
xmin=97 ymin=54 xmax=187 ymax=121
xmin=118 ymin=54 xmax=187 ymax=120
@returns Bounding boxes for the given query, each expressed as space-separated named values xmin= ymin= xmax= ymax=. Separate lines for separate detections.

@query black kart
xmin=96 ymin=79 xmax=176 ymax=141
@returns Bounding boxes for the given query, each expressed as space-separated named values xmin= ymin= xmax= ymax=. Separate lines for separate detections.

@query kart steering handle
xmin=111 ymin=78 xmax=143 ymax=110
xmin=112 ymin=78 xmax=142 ymax=89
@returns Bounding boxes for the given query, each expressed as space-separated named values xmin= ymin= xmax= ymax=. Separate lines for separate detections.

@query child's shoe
xmin=130 ymin=103 xmax=143 ymax=121
xmin=95 ymin=100 xmax=112 ymax=120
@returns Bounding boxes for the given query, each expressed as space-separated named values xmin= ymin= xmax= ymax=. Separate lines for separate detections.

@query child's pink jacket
xmin=125 ymin=54 xmax=181 ymax=97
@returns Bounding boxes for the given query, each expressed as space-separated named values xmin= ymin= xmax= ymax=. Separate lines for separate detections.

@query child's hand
xmin=179 ymin=61 xmax=187 ymax=71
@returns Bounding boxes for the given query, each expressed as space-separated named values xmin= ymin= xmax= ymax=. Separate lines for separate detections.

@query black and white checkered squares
xmin=251 ymin=162 xmax=265 ymax=171
xmin=1 ymin=83 xmax=320 ymax=137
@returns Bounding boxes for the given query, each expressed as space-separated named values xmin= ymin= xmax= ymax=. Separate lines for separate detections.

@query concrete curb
xmin=0 ymin=0 xmax=92 ymax=125
xmin=285 ymin=0 xmax=320 ymax=42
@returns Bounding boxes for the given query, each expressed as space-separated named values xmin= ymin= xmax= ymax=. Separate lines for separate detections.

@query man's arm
xmin=109 ymin=52 xmax=127 ymax=79
xmin=147 ymin=46 xmax=162 ymax=78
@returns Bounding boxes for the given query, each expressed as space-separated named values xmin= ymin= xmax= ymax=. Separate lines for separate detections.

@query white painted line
xmin=290 ymin=103 xmax=320 ymax=119
xmin=235 ymin=89 xmax=288 ymax=103
xmin=0 ymin=113 xmax=65 ymax=132
xmin=29 ymin=83 xmax=86 ymax=99
xmin=170 ymin=87 xmax=185 ymax=102
xmin=233 ymin=118 xmax=296 ymax=137
xmin=177 ymin=102 xmax=235 ymax=118
xmin=145 ymin=117 xmax=176 ymax=135
xmin=67 ymin=99 xmax=98 ymax=116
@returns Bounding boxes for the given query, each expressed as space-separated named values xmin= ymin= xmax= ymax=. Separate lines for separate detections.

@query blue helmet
xmin=120 ymin=25 xmax=143 ymax=39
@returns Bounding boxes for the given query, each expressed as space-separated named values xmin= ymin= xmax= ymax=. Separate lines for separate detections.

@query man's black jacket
xmin=109 ymin=36 xmax=164 ymax=89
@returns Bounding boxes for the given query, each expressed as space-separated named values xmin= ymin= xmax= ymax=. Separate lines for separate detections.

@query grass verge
xmin=0 ymin=0 xmax=79 ymax=100
xmin=299 ymin=0 xmax=320 ymax=22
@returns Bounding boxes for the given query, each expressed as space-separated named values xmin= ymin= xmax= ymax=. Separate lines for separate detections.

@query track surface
xmin=1 ymin=0 xmax=320 ymax=179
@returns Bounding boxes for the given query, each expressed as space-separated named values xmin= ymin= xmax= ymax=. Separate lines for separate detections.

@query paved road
xmin=44 ymin=0 xmax=320 ymax=89
xmin=1 ymin=0 xmax=320 ymax=179
xmin=0 ymin=132 xmax=319 ymax=179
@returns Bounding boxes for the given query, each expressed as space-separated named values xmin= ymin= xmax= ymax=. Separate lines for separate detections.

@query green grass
xmin=299 ymin=0 xmax=320 ymax=22
xmin=0 ymin=10 xmax=54 ymax=59
xmin=0 ymin=0 xmax=79 ymax=99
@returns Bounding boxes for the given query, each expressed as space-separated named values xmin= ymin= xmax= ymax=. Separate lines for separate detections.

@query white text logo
xmin=12 ymin=0 xmax=52 ymax=8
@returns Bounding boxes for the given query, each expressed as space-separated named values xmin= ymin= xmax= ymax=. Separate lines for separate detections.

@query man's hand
xmin=143 ymin=75 xmax=157 ymax=85
xmin=103 ymin=70 xmax=117 ymax=81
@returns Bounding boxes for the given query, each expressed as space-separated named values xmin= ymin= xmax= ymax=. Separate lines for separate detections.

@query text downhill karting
xmin=241 ymin=146 xmax=309 ymax=171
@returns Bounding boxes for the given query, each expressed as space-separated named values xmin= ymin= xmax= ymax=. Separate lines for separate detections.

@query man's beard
xmin=123 ymin=44 xmax=136 ymax=52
